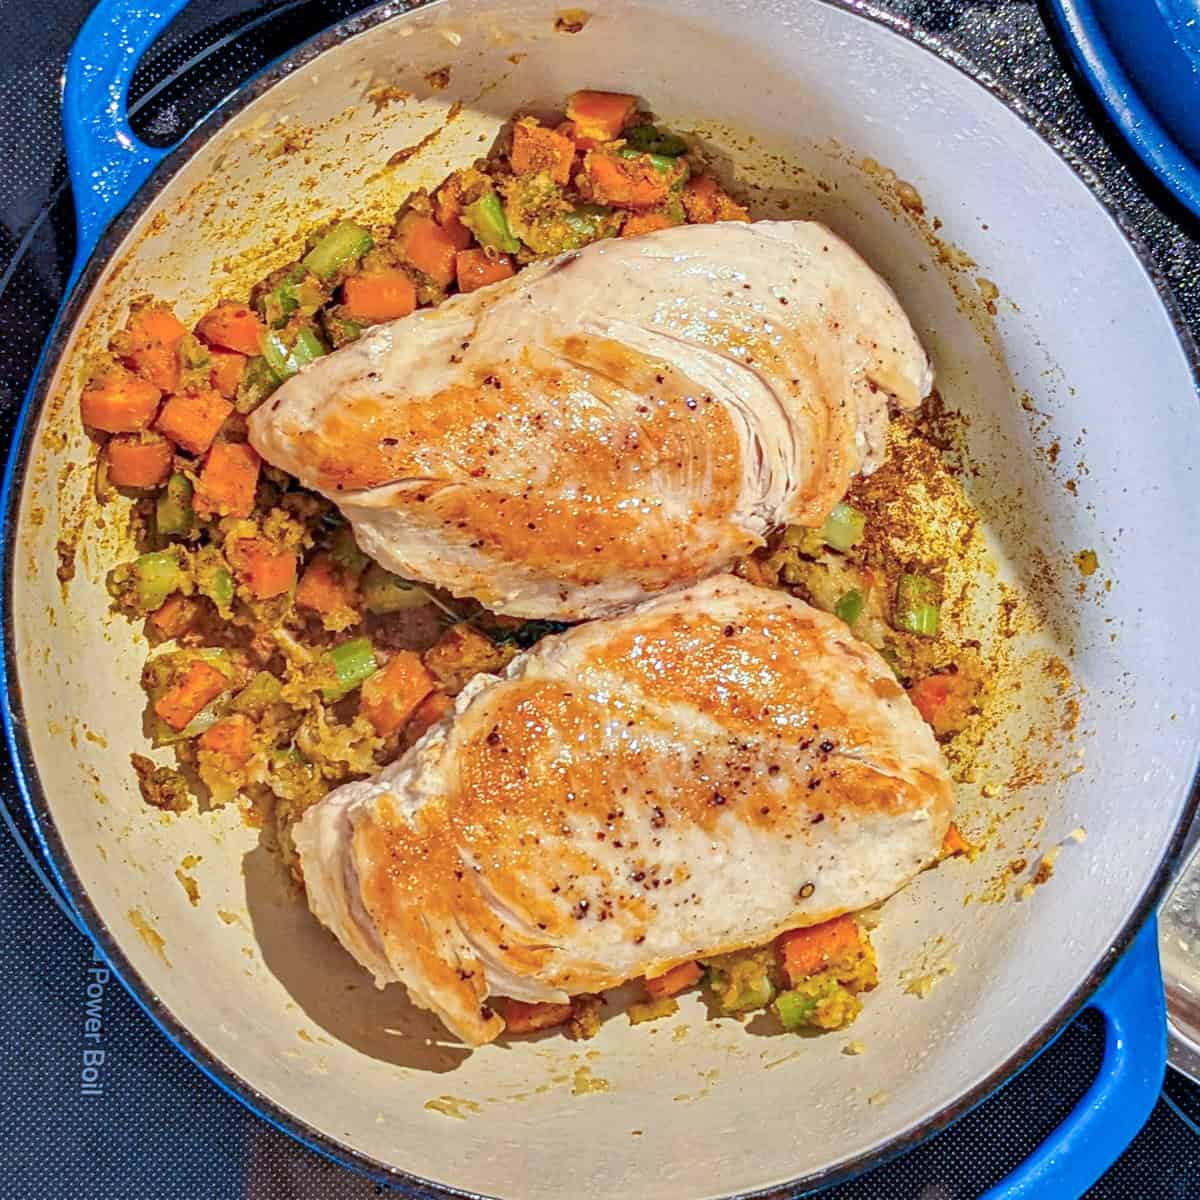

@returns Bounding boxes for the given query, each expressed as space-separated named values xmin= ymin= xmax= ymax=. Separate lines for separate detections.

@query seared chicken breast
xmin=295 ymin=575 xmax=952 ymax=1046
xmin=249 ymin=221 xmax=932 ymax=618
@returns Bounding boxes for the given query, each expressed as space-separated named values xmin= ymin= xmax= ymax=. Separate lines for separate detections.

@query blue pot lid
xmin=1047 ymin=0 xmax=1200 ymax=221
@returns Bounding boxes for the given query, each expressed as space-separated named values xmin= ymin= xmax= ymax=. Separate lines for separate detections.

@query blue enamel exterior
xmin=0 ymin=1 xmax=1181 ymax=1196
xmin=1046 ymin=0 xmax=1200 ymax=223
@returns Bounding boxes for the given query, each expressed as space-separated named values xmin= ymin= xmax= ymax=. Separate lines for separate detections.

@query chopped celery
xmin=361 ymin=563 xmax=430 ymax=613
xmin=330 ymin=525 xmax=368 ymax=574
xmin=819 ymin=502 xmax=866 ymax=552
xmin=195 ymin=551 xmax=235 ymax=613
xmin=835 ymin=589 xmax=864 ymax=626
xmin=133 ymin=550 xmax=186 ymax=613
xmin=322 ymin=308 xmax=364 ymax=349
xmin=622 ymin=124 xmax=688 ymax=157
xmin=320 ymin=636 xmax=378 ymax=701
xmin=618 ymin=147 xmax=690 ymax=179
xmin=261 ymin=327 xmax=327 ymax=381
xmin=207 ymin=567 xmax=235 ymax=611
xmin=895 ymin=573 xmax=940 ymax=637
xmin=258 ymin=265 xmax=326 ymax=328
xmin=235 ymin=355 xmax=282 ymax=414
xmin=231 ymin=671 xmax=283 ymax=715
xmin=774 ymin=989 xmax=818 ymax=1031
xmin=260 ymin=331 xmax=294 ymax=381
xmin=156 ymin=473 xmax=194 ymax=539
xmin=462 ymin=192 xmax=521 ymax=254
xmin=562 ymin=203 xmax=619 ymax=246
xmin=705 ymin=953 xmax=776 ymax=1014
xmin=302 ymin=220 xmax=374 ymax=280
xmin=290 ymin=325 xmax=327 ymax=368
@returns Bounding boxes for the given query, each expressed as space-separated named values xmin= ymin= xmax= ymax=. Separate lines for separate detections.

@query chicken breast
xmin=295 ymin=575 xmax=952 ymax=1046
xmin=249 ymin=221 xmax=932 ymax=619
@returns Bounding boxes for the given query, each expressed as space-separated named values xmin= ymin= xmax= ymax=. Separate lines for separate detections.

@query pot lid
xmin=1046 ymin=0 xmax=1200 ymax=221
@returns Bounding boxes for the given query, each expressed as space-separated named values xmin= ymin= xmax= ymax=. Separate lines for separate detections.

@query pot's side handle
xmin=0 ymin=0 xmax=192 ymax=935
xmin=981 ymin=918 xmax=1165 ymax=1200
xmin=61 ymin=0 xmax=192 ymax=267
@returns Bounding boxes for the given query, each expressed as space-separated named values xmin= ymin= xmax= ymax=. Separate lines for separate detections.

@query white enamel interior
xmin=12 ymin=1 xmax=1200 ymax=1196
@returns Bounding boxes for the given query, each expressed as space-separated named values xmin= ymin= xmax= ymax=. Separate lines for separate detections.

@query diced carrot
xmin=195 ymin=302 xmax=266 ymax=357
xmin=500 ymin=998 xmax=574 ymax=1035
xmin=941 ymin=822 xmax=970 ymax=858
xmin=510 ymin=118 xmax=575 ymax=184
xmin=199 ymin=714 xmax=252 ymax=765
xmin=105 ymin=433 xmax=174 ymax=488
xmin=194 ymin=442 xmax=260 ymax=519
xmin=342 ymin=271 xmax=418 ymax=324
xmin=621 ymin=210 xmax=675 ymax=238
xmin=908 ymin=670 xmax=980 ymax=738
xmin=155 ymin=388 xmax=233 ymax=455
xmin=359 ymin=650 xmax=435 ymax=736
xmin=296 ymin=551 xmax=358 ymax=616
xmin=440 ymin=216 xmax=474 ymax=251
xmin=123 ymin=304 xmax=188 ymax=393
xmin=229 ymin=537 xmax=296 ymax=600
xmin=778 ymin=916 xmax=864 ymax=986
xmin=455 ymin=249 xmax=516 ymax=294
xmin=153 ymin=660 xmax=229 ymax=732
xmin=585 ymin=151 xmax=672 ymax=209
xmin=556 ymin=118 xmax=599 ymax=152
xmin=565 ymin=90 xmax=637 ymax=142
xmin=406 ymin=690 xmax=453 ymax=742
xmin=80 ymin=369 xmax=162 ymax=433
xmin=148 ymin=593 xmax=196 ymax=639
xmin=209 ymin=348 xmax=247 ymax=399
xmin=682 ymin=174 xmax=750 ymax=224
xmin=644 ymin=960 xmax=703 ymax=1000
xmin=397 ymin=213 xmax=458 ymax=287
xmin=909 ymin=674 xmax=954 ymax=725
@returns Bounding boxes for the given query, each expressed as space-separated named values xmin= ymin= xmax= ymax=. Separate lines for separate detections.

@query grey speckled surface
xmin=2 ymin=2 xmax=1200 ymax=1198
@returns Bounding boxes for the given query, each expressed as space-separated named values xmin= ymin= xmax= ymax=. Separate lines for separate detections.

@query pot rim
xmin=4 ymin=1 xmax=1199 ymax=1196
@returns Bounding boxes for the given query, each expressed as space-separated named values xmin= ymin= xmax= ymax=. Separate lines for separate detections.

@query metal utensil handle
xmin=981 ymin=917 xmax=1165 ymax=1199
xmin=62 ymin=0 xmax=192 ymax=266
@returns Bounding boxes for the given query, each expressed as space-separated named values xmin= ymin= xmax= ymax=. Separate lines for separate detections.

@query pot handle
xmin=61 ymin=0 xmax=192 ymax=264
xmin=980 ymin=917 xmax=1165 ymax=1200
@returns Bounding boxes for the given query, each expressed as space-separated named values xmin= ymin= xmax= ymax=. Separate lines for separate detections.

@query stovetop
xmin=2 ymin=2 xmax=1200 ymax=1196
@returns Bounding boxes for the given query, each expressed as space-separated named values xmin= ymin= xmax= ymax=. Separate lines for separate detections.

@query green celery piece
xmin=361 ymin=564 xmax=430 ymax=614
xmin=322 ymin=308 xmax=364 ymax=349
xmin=133 ymin=550 xmax=186 ymax=613
xmin=260 ymin=328 xmax=327 ymax=381
xmin=260 ymin=331 xmax=294 ymax=380
xmin=261 ymin=266 xmax=326 ymax=328
xmin=156 ymin=473 xmax=194 ymax=539
xmin=302 ymin=221 xmax=374 ymax=280
xmin=289 ymin=326 xmax=327 ymax=369
xmin=618 ymin=146 xmax=689 ymax=177
xmin=774 ymin=989 xmax=818 ymax=1031
xmin=463 ymin=192 xmax=521 ymax=254
xmin=819 ymin=501 xmax=866 ymax=552
xmin=235 ymin=355 xmax=282 ymax=414
xmin=835 ymin=589 xmax=864 ymax=626
xmin=321 ymin=637 xmax=378 ymax=701
xmin=562 ymin=204 xmax=619 ymax=247
xmin=895 ymin=573 xmax=940 ymax=638
xmin=623 ymin=124 xmax=688 ymax=156
xmin=231 ymin=671 xmax=283 ymax=715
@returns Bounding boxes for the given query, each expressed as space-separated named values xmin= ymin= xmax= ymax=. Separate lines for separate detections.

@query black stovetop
xmin=1 ymin=3 xmax=1199 ymax=1197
